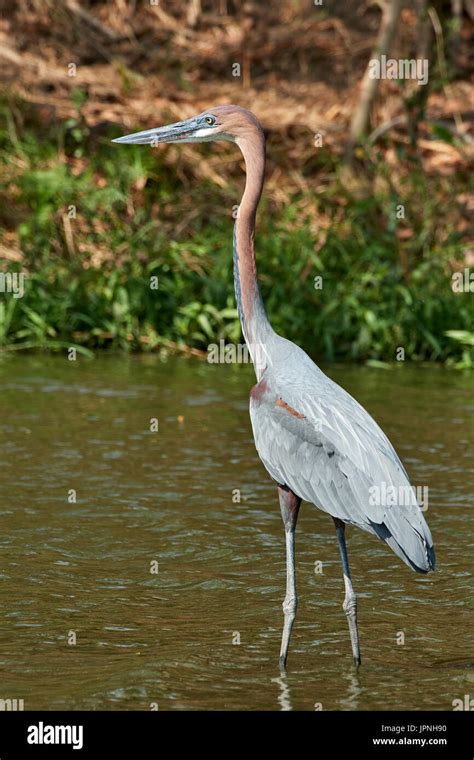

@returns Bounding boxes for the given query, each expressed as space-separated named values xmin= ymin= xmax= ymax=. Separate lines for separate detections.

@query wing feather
xmin=249 ymin=357 xmax=435 ymax=573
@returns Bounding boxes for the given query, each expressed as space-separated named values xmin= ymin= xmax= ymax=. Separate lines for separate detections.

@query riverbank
xmin=0 ymin=2 xmax=472 ymax=366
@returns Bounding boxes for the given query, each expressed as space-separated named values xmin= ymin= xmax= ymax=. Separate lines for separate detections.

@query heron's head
xmin=112 ymin=105 xmax=263 ymax=148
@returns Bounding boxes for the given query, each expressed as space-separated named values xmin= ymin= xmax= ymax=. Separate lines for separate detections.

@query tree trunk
xmin=348 ymin=0 xmax=402 ymax=147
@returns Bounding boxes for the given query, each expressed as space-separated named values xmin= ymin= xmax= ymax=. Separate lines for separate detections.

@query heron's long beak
xmin=112 ymin=117 xmax=204 ymax=146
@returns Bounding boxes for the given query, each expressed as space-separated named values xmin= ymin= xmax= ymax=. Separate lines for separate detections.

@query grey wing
xmin=250 ymin=371 xmax=435 ymax=573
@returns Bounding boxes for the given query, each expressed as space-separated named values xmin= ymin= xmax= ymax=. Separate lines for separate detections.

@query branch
xmin=348 ymin=0 xmax=402 ymax=146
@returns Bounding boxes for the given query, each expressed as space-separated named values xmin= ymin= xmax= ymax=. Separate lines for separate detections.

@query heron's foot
xmin=279 ymin=595 xmax=297 ymax=670
xmin=343 ymin=592 xmax=361 ymax=665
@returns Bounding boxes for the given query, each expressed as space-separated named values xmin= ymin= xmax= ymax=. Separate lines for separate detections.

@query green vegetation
xmin=0 ymin=97 xmax=472 ymax=367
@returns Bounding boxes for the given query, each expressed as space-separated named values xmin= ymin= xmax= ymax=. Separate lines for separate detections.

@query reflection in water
xmin=340 ymin=669 xmax=361 ymax=711
xmin=0 ymin=355 xmax=472 ymax=710
xmin=272 ymin=673 xmax=292 ymax=711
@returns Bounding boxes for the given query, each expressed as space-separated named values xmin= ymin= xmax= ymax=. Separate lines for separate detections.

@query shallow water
xmin=0 ymin=355 xmax=472 ymax=710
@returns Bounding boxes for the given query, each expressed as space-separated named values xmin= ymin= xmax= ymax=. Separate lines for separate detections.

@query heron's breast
xmin=250 ymin=379 xmax=269 ymax=405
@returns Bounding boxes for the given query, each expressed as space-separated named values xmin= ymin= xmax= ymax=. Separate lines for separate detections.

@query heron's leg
xmin=333 ymin=517 xmax=361 ymax=665
xmin=278 ymin=485 xmax=301 ymax=671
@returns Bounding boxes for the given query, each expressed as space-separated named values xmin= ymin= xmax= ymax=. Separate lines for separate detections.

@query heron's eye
xmin=204 ymin=116 xmax=215 ymax=125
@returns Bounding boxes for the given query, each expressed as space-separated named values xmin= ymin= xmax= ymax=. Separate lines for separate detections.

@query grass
xmin=0 ymin=95 xmax=472 ymax=367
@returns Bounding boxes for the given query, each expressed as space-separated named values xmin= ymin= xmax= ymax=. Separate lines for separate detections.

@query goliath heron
xmin=113 ymin=105 xmax=435 ymax=669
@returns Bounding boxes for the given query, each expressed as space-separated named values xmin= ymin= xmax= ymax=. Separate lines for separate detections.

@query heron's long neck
xmin=233 ymin=133 xmax=273 ymax=374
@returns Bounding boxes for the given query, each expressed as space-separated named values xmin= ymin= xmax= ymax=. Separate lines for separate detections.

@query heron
xmin=113 ymin=105 xmax=435 ymax=669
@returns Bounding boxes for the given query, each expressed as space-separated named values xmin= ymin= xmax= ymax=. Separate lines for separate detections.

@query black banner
xmin=0 ymin=710 xmax=472 ymax=758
